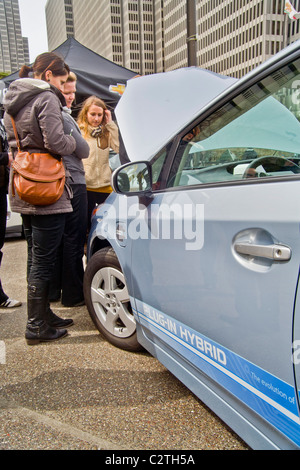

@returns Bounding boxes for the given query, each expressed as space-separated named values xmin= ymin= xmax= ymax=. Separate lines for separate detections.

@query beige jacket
xmin=82 ymin=121 xmax=119 ymax=190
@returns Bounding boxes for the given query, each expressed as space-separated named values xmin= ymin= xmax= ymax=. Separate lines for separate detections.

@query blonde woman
xmin=77 ymin=96 xmax=119 ymax=228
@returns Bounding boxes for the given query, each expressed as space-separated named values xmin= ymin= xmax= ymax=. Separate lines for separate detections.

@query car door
xmin=292 ymin=273 xmax=300 ymax=432
xmin=129 ymin=53 xmax=300 ymax=448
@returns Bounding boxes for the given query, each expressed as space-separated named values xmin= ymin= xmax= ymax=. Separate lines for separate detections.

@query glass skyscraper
xmin=45 ymin=0 xmax=300 ymax=78
xmin=0 ymin=0 xmax=29 ymax=73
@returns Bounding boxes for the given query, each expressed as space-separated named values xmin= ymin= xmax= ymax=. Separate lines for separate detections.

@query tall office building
xmin=163 ymin=0 xmax=300 ymax=76
xmin=0 ymin=0 xmax=29 ymax=73
xmin=47 ymin=0 xmax=157 ymax=75
xmin=197 ymin=0 xmax=300 ymax=78
xmin=46 ymin=0 xmax=300 ymax=77
xmin=46 ymin=0 xmax=75 ymax=50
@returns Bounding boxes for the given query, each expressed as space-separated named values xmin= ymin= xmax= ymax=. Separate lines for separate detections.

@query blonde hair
xmin=77 ymin=95 xmax=108 ymax=138
xmin=66 ymin=71 xmax=77 ymax=83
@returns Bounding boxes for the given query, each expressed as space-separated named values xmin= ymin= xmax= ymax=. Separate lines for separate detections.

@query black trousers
xmin=87 ymin=189 xmax=110 ymax=232
xmin=22 ymin=212 xmax=66 ymax=285
xmin=49 ymin=184 xmax=88 ymax=306
xmin=0 ymin=187 xmax=8 ymax=303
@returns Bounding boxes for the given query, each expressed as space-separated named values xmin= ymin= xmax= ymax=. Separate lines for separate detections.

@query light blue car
xmin=84 ymin=40 xmax=300 ymax=450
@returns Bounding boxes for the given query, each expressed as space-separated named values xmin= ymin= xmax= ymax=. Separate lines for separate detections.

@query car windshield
xmin=168 ymin=57 xmax=300 ymax=187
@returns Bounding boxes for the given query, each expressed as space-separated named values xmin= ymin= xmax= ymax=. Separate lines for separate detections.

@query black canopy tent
xmin=0 ymin=37 xmax=137 ymax=110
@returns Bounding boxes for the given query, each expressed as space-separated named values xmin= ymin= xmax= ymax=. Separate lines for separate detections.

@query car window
xmin=151 ymin=145 xmax=170 ymax=190
xmin=167 ymin=57 xmax=300 ymax=188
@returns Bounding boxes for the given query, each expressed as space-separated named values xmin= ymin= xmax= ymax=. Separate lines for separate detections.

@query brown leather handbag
xmin=10 ymin=116 xmax=65 ymax=206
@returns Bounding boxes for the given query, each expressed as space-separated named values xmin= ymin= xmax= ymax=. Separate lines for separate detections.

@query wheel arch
xmin=89 ymin=234 xmax=111 ymax=257
xmin=88 ymin=235 xmax=135 ymax=301
xmin=83 ymin=243 xmax=142 ymax=351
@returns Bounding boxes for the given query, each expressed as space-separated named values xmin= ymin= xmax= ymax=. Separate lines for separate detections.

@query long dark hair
xmin=19 ymin=52 xmax=70 ymax=81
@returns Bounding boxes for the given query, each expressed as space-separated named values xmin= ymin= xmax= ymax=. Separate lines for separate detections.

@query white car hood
xmin=115 ymin=67 xmax=237 ymax=162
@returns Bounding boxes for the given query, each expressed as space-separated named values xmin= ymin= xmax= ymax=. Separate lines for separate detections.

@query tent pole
xmin=187 ymin=0 xmax=197 ymax=67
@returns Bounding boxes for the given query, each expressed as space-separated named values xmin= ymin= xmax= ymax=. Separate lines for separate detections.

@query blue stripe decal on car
xmin=132 ymin=298 xmax=300 ymax=447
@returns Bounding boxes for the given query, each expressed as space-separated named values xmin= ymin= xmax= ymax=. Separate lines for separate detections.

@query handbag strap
xmin=10 ymin=116 xmax=21 ymax=152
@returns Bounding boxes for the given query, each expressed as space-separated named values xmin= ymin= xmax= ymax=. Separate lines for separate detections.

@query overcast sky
xmin=18 ymin=0 xmax=48 ymax=62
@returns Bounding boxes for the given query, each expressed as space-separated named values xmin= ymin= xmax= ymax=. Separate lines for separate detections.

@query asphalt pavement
xmin=0 ymin=237 xmax=249 ymax=451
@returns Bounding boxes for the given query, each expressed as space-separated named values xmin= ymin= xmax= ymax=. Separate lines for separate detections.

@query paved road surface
xmin=0 ymin=238 xmax=249 ymax=450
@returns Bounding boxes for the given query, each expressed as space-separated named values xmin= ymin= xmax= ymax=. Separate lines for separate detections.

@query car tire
xmin=83 ymin=247 xmax=142 ymax=352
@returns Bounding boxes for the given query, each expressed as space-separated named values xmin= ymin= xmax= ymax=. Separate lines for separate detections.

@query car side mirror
xmin=112 ymin=161 xmax=152 ymax=195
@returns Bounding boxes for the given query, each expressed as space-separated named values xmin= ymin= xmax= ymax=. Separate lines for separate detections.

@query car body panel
xmin=87 ymin=39 xmax=300 ymax=449
xmin=127 ymin=182 xmax=300 ymax=449
xmin=89 ymin=179 xmax=300 ymax=449
xmin=293 ymin=281 xmax=300 ymax=428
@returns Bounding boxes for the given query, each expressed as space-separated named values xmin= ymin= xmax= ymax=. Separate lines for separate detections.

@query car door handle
xmin=234 ymin=242 xmax=291 ymax=261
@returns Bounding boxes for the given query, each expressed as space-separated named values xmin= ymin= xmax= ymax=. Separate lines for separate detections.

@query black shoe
xmin=47 ymin=310 xmax=74 ymax=329
xmin=63 ymin=299 xmax=85 ymax=307
xmin=25 ymin=322 xmax=68 ymax=345
xmin=49 ymin=296 xmax=61 ymax=303
xmin=26 ymin=281 xmax=69 ymax=345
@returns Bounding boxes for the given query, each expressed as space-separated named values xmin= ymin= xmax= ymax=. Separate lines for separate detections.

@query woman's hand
xmin=104 ymin=109 xmax=112 ymax=123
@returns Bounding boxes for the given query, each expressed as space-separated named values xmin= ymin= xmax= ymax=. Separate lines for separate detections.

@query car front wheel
xmin=83 ymin=247 xmax=142 ymax=351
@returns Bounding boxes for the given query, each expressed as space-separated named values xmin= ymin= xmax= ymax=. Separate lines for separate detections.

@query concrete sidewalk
xmin=0 ymin=238 xmax=248 ymax=450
